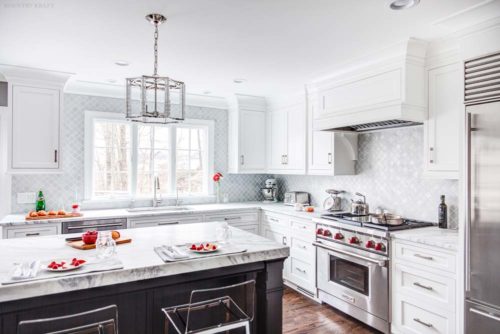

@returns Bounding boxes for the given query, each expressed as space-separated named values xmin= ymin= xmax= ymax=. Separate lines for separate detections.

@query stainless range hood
xmin=327 ymin=119 xmax=422 ymax=132
xmin=311 ymin=38 xmax=428 ymax=133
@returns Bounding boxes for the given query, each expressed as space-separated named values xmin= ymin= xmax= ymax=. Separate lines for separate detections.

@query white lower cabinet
xmin=128 ymin=214 xmax=203 ymax=228
xmin=204 ymin=210 xmax=260 ymax=234
xmin=391 ymin=239 xmax=457 ymax=334
xmin=261 ymin=210 xmax=316 ymax=297
xmin=3 ymin=224 xmax=59 ymax=239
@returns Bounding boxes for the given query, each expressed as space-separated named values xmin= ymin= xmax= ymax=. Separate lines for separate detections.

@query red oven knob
xmin=375 ymin=242 xmax=386 ymax=251
xmin=323 ymin=229 xmax=332 ymax=237
xmin=316 ymin=228 xmax=324 ymax=235
xmin=365 ymin=240 xmax=375 ymax=248
xmin=333 ymin=232 xmax=344 ymax=240
xmin=349 ymin=236 xmax=360 ymax=244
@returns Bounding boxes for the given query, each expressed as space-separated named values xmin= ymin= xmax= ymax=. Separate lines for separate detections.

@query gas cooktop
xmin=320 ymin=213 xmax=434 ymax=231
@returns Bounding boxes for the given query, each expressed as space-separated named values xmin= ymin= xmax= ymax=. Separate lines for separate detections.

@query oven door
xmin=315 ymin=241 xmax=389 ymax=321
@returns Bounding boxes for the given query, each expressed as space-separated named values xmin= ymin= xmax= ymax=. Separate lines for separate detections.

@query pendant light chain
xmin=153 ymin=21 xmax=159 ymax=77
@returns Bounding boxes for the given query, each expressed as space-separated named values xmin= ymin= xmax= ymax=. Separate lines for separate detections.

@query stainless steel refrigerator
xmin=466 ymin=99 xmax=500 ymax=332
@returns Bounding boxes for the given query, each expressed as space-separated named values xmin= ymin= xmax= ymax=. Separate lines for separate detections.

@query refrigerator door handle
xmin=470 ymin=308 xmax=500 ymax=323
xmin=466 ymin=112 xmax=472 ymax=293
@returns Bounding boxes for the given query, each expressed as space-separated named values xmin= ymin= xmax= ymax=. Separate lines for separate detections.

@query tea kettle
xmin=351 ymin=192 xmax=369 ymax=215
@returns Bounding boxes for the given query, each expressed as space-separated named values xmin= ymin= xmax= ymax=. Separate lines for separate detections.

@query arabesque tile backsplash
xmin=10 ymin=94 xmax=458 ymax=227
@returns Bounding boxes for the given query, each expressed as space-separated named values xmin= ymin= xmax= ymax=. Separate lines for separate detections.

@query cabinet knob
xmin=240 ymin=155 xmax=244 ymax=165
xmin=54 ymin=150 xmax=58 ymax=163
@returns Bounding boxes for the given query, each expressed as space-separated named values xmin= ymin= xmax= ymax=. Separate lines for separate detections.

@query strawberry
xmin=212 ymin=245 xmax=217 ymax=250
xmin=190 ymin=244 xmax=197 ymax=250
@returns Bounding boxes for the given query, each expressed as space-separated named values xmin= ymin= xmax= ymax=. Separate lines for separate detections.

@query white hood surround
xmin=310 ymin=38 xmax=428 ymax=132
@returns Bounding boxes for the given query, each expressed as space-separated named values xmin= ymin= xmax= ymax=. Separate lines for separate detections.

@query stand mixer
xmin=261 ymin=179 xmax=278 ymax=203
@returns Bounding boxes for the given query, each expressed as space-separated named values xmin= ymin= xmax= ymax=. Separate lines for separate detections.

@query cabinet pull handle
xmin=413 ymin=282 xmax=433 ymax=290
xmin=282 ymin=236 xmax=287 ymax=245
xmin=429 ymin=147 xmax=434 ymax=163
xmin=269 ymin=217 xmax=279 ymax=223
xmin=295 ymin=267 xmax=306 ymax=273
xmin=158 ymin=221 xmax=179 ymax=225
xmin=413 ymin=318 xmax=433 ymax=328
xmin=298 ymin=245 xmax=307 ymax=250
xmin=414 ymin=253 xmax=434 ymax=261
xmin=284 ymin=154 xmax=288 ymax=165
xmin=54 ymin=150 xmax=58 ymax=163
xmin=224 ymin=217 xmax=241 ymax=221
xmin=25 ymin=233 xmax=40 ymax=237
xmin=240 ymin=155 xmax=244 ymax=165
xmin=328 ymin=152 xmax=332 ymax=164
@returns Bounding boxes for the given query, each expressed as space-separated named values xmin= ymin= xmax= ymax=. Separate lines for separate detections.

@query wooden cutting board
xmin=26 ymin=213 xmax=83 ymax=221
xmin=67 ymin=238 xmax=132 ymax=250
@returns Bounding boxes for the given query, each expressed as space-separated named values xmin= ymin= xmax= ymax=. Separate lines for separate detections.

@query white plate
xmin=188 ymin=243 xmax=221 ymax=253
xmin=43 ymin=258 xmax=87 ymax=272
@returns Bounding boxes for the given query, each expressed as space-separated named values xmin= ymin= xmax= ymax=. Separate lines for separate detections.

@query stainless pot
xmin=351 ymin=192 xmax=369 ymax=215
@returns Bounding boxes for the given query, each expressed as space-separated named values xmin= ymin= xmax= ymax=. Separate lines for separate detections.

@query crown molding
xmin=65 ymin=79 xmax=228 ymax=110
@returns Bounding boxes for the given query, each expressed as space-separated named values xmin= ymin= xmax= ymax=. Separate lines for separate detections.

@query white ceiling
xmin=0 ymin=0 xmax=489 ymax=100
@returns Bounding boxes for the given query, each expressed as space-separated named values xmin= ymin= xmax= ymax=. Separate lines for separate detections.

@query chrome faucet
xmin=153 ymin=176 xmax=162 ymax=207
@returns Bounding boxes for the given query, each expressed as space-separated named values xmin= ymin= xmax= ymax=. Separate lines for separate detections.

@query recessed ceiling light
xmin=233 ymin=78 xmax=247 ymax=84
xmin=114 ymin=60 xmax=130 ymax=66
xmin=389 ymin=0 xmax=420 ymax=10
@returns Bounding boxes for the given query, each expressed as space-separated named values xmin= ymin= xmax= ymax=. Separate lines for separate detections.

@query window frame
xmin=84 ymin=110 xmax=215 ymax=201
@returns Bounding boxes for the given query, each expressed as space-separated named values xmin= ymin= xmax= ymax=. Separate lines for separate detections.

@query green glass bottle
xmin=36 ymin=190 xmax=46 ymax=211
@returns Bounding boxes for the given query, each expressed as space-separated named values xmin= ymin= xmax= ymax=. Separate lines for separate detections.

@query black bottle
xmin=438 ymin=195 xmax=448 ymax=229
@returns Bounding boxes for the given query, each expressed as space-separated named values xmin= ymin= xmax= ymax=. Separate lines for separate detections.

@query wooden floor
xmin=283 ymin=288 xmax=379 ymax=334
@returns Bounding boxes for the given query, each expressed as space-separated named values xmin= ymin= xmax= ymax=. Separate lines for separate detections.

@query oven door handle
xmin=313 ymin=241 xmax=387 ymax=267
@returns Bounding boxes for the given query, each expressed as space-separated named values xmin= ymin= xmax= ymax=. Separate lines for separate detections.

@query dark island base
xmin=0 ymin=259 xmax=284 ymax=334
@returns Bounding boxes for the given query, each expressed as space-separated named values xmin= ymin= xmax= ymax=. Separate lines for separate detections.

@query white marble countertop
xmin=0 ymin=202 xmax=323 ymax=226
xmin=0 ymin=222 xmax=289 ymax=303
xmin=390 ymin=226 xmax=459 ymax=252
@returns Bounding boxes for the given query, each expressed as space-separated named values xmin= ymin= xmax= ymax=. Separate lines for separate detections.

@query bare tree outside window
xmin=90 ymin=118 xmax=209 ymax=199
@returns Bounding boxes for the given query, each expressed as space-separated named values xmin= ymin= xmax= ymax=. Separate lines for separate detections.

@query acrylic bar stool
xmin=162 ymin=280 xmax=255 ymax=334
xmin=17 ymin=304 xmax=118 ymax=334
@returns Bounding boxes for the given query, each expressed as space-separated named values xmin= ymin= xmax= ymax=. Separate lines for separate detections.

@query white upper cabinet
xmin=12 ymin=85 xmax=60 ymax=169
xmin=228 ymin=94 xmax=267 ymax=174
xmin=307 ymin=93 xmax=357 ymax=175
xmin=0 ymin=65 xmax=71 ymax=173
xmin=424 ymin=62 xmax=462 ymax=178
xmin=267 ymin=101 xmax=306 ymax=174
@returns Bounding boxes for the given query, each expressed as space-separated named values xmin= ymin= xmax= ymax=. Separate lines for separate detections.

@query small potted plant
xmin=213 ymin=172 xmax=224 ymax=203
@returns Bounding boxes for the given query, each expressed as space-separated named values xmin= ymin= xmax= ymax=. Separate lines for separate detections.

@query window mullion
xmin=130 ymin=123 xmax=138 ymax=199
xmin=170 ymin=126 xmax=176 ymax=196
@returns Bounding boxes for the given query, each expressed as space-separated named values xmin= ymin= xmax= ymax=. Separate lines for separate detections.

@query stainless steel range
xmin=313 ymin=213 xmax=433 ymax=333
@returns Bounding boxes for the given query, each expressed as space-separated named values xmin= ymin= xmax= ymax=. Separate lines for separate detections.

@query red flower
xmin=212 ymin=172 xmax=223 ymax=182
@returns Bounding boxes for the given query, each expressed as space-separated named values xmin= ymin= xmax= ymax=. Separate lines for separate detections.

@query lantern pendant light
xmin=126 ymin=13 xmax=185 ymax=123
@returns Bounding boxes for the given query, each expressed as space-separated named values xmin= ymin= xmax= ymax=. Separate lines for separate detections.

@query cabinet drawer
xmin=290 ymin=218 xmax=315 ymax=240
xmin=393 ymin=241 xmax=456 ymax=273
xmin=393 ymin=296 xmax=455 ymax=334
xmin=6 ymin=225 xmax=58 ymax=238
xmin=129 ymin=215 xmax=202 ymax=228
xmin=204 ymin=211 xmax=258 ymax=224
xmin=289 ymin=256 xmax=315 ymax=291
xmin=262 ymin=212 xmax=289 ymax=228
xmin=230 ymin=222 xmax=259 ymax=235
xmin=393 ymin=263 xmax=455 ymax=311
xmin=290 ymin=236 xmax=315 ymax=260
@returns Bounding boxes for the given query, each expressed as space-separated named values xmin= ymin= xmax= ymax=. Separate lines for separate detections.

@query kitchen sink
xmin=127 ymin=206 xmax=190 ymax=212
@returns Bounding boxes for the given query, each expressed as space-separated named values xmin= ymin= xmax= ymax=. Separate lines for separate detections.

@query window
xmin=85 ymin=111 xmax=214 ymax=200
